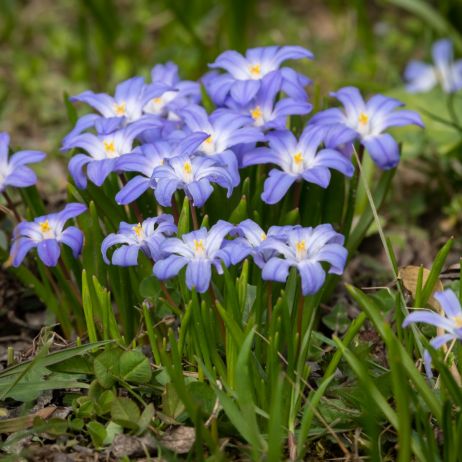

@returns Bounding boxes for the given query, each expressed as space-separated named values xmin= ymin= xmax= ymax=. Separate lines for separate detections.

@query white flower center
xmin=39 ymin=220 xmax=55 ymax=239
xmin=295 ymin=240 xmax=307 ymax=260
xmin=249 ymin=63 xmax=262 ymax=79
xmin=114 ymin=102 xmax=126 ymax=116
xmin=193 ymin=239 xmax=206 ymax=257
xmin=356 ymin=111 xmax=370 ymax=136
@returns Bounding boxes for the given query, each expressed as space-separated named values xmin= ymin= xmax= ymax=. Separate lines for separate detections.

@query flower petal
xmin=155 ymin=178 xmax=181 ymax=207
xmin=402 ymin=311 xmax=455 ymax=332
xmin=185 ymin=259 xmax=212 ymax=293
xmin=60 ymin=226 xmax=84 ymax=258
xmin=362 ymin=133 xmax=399 ymax=170
xmin=37 ymin=239 xmax=61 ymax=267
xmin=433 ymin=289 xmax=462 ymax=318
xmin=261 ymin=169 xmax=296 ymax=204
xmin=186 ymin=178 xmax=214 ymax=207
xmin=87 ymin=159 xmax=117 ymax=186
xmin=154 ymin=254 xmax=188 ymax=280
xmin=116 ymin=176 xmax=151 ymax=205
xmin=297 ymin=260 xmax=326 ymax=295
xmin=10 ymin=238 xmax=37 ymax=267
xmin=261 ymin=257 xmax=291 ymax=283
xmin=112 ymin=244 xmax=141 ymax=266
xmin=230 ymin=80 xmax=261 ymax=105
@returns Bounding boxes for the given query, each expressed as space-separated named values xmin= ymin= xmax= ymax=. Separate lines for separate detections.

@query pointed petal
xmin=362 ymin=133 xmax=400 ymax=170
xmin=112 ymin=244 xmax=141 ymax=266
xmin=37 ymin=239 xmax=61 ymax=266
xmin=261 ymin=169 xmax=296 ymax=204
xmin=60 ymin=226 xmax=84 ymax=258
xmin=297 ymin=260 xmax=326 ymax=295
xmin=154 ymin=254 xmax=188 ymax=280
xmin=261 ymin=257 xmax=291 ymax=283
xmin=186 ymin=178 xmax=213 ymax=207
xmin=10 ymin=238 xmax=37 ymax=267
xmin=185 ymin=259 xmax=212 ymax=293
xmin=116 ymin=176 xmax=151 ymax=205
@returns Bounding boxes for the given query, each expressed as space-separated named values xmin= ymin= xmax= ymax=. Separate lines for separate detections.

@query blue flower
xmin=258 ymin=224 xmax=347 ymax=296
xmin=404 ymin=39 xmax=462 ymax=93
xmin=144 ymin=62 xmax=201 ymax=119
xmin=223 ymin=219 xmax=294 ymax=266
xmin=101 ymin=214 xmax=177 ymax=266
xmin=222 ymin=71 xmax=312 ymax=131
xmin=151 ymin=153 xmax=234 ymax=208
xmin=310 ymin=87 xmax=424 ymax=170
xmin=0 ymin=133 xmax=46 ymax=192
xmin=64 ymin=77 xmax=168 ymax=144
xmin=207 ymin=46 xmax=313 ymax=105
xmin=63 ymin=117 xmax=161 ymax=188
xmin=10 ymin=203 xmax=87 ymax=267
xmin=242 ymin=126 xmax=354 ymax=204
xmin=153 ymin=220 xmax=234 ymax=293
xmin=70 ymin=76 xmax=167 ymax=123
xmin=115 ymin=132 xmax=209 ymax=205
xmin=179 ymin=105 xmax=265 ymax=186
xmin=403 ymin=289 xmax=462 ymax=378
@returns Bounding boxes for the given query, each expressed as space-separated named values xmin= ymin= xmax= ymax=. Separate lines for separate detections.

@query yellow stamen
xmin=114 ymin=102 xmax=126 ymax=116
xmin=250 ymin=106 xmax=263 ymax=120
xmin=132 ymin=223 xmax=143 ymax=238
xmin=453 ymin=315 xmax=462 ymax=328
xmin=183 ymin=161 xmax=192 ymax=174
xmin=194 ymin=239 xmax=205 ymax=253
xmin=39 ymin=220 xmax=51 ymax=234
xmin=293 ymin=152 xmax=303 ymax=165
xmin=260 ymin=232 xmax=267 ymax=241
xmin=358 ymin=112 xmax=369 ymax=125
xmin=152 ymin=97 xmax=162 ymax=104
xmin=204 ymin=136 xmax=213 ymax=145
xmin=295 ymin=240 xmax=306 ymax=257
xmin=249 ymin=64 xmax=261 ymax=77
xmin=103 ymin=141 xmax=116 ymax=154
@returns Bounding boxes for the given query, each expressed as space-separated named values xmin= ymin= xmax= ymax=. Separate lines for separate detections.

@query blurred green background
xmin=0 ymin=0 xmax=461 ymax=158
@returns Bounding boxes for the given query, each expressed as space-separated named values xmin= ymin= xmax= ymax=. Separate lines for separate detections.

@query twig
xmin=3 ymin=191 xmax=21 ymax=222
xmin=190 ymin=202 xmax=199 ymax=230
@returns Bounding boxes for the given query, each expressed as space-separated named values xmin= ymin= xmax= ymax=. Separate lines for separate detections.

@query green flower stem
xmin=342 ymin=144 xmax=364 ymax=245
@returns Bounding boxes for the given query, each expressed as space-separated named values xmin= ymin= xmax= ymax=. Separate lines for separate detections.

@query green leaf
xmin=68 ymin=417 xmax=84 ymax=431
xmin=421 ymin=238 xmax=453 ymax=306
xmin=111 ymin=397 xmax=140 ymax=430
xmin=0 ymin=341 xmax=111 ymax=380
xmin=139 ymin=275 xmax=162 ymax=300
xmin=162 ymin=382 xmax=185 ymax=420
xmin=187 ymin=381 xmax=215 ymax=416
xmin=82 ymin=269 xmax=98 ymax=344
xmin=137 ymin=403 xmax=155 ymax=434
xmin=94 ymin=349 xmax=122 ymax=388
xmin=103 ymin=421 xmax=123 ymax=445
xmin=87 ymin=421 xmax=107 ymax=447
xmin=177 ymin=196 xmax=190 ymax=236
xmin=228 ymin=195 xmax=248 ymax=223
xmin=119 ymin=350 xmax=152 ymax=384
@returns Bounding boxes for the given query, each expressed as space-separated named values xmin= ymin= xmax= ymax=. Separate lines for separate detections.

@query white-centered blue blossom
xmin=404 ymin=39 xmax=462 ymax=93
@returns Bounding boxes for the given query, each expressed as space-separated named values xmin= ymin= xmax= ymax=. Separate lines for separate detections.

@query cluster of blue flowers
xmin=7 ymin=45 xmax=424 ymax=296
xmin=101 ymin=216 xmax=347 ymax=295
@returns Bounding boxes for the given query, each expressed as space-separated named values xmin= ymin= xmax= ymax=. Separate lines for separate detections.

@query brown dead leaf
xmin=0 ymin=406 xmax=56 ymax=433
xmin=398 ymin=265 xmax=443 ymax=310
xmin=161 ymin=426 xmax=195 ymax=454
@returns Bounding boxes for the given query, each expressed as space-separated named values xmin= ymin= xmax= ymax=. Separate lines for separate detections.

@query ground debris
xmin=110 ymin=432 xmax=157 ymax=459
xmin=159 ymin=426 xmax=196 ymax=454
